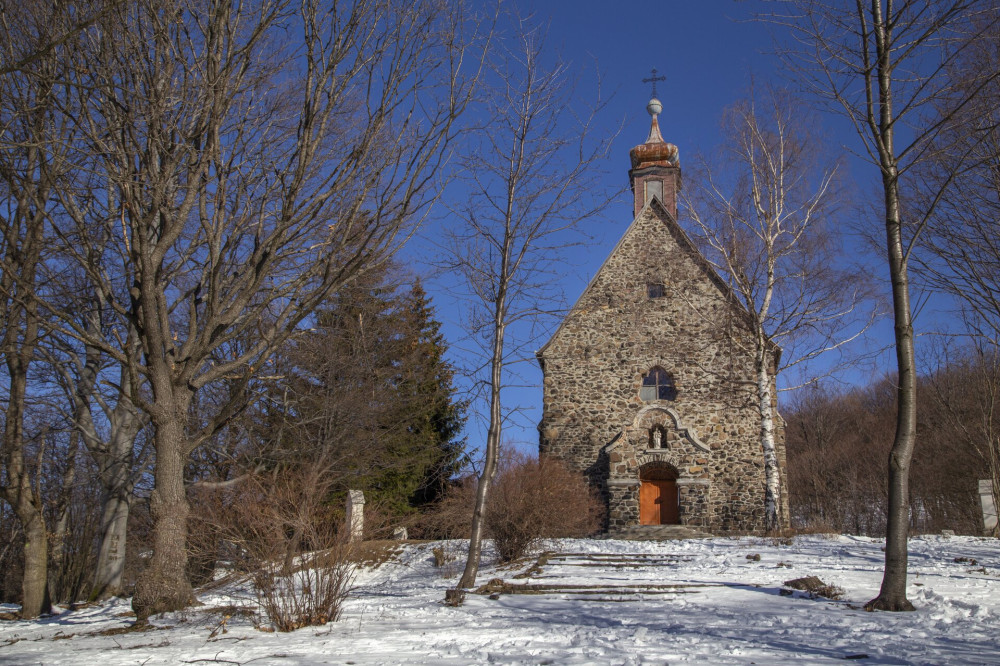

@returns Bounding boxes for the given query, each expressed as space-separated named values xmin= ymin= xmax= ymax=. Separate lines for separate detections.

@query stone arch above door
xmin=639 ymin=460 xmax=679 ymax=481
xmin=605 ymin=405 xmax=709 ymax=455
xmin=602 ymin=406 xmax=713 ymax=531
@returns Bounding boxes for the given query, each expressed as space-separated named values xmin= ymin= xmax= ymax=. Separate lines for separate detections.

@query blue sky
xmin=399 ymin=2 xmax=915 ymax=458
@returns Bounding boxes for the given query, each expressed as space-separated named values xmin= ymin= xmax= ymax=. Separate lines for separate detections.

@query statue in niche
xmin=650 ymin=426 xmax=663 ymax=449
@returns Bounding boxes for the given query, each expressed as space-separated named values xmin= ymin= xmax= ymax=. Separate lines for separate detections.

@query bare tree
xmin=0 ymin=1 xmax=124 ymax=77
xmin=786 ymin=367 xmax=990 ymax=535
xmin=923 ymin=338 xmax=1000 ymax=536
xmin=773 ymin=0 xmax=1000 ymax=610
xmin=683 ymin=85 xmax=875 ymax=532
xmin=44 ymin=322 xmax=148 ymax=600
xmin=29 ymin=0 xmax=484 ymax=621
xmin=442 ymin=20 xmax=616 ymax=594
xmin=0 ymin=0 xmax=80 ymax=618
xmin=916 ymin=16 xmax=1000 ymax=526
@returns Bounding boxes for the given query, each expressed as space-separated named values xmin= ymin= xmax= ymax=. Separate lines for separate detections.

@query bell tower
xmin=629 ymin=69 xmax=681 ymax=219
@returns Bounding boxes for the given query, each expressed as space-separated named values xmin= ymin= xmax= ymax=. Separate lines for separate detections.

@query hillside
xmin=1 ymin=535 xmax=997 ymax=665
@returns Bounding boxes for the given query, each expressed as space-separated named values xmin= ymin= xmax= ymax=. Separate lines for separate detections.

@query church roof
xmin=537 ymin=89 xmax=781 ymax=366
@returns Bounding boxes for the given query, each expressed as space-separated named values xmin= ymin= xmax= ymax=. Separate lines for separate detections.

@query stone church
xmin=537 ymin=94 xmax=789 ymax=535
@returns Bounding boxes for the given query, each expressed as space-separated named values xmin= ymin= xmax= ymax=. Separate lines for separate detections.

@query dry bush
xmin=213 ymin=466 xmax=354 ymax=632
xmin=486 ymin=452 xmax=604 ymax=562
xmin=792 ymin=519 xmax=841 ymax=537
xmin=416 ymin=476 xmax=476 ymax=540
xmin=250 ymin=543 xmax=353 ymax=632
xmin=419 ymin=451 xmax=603 ymax=562
xmin=121 ymin=502 xmax=155 ymax=598
xmin=0 ymin=505 xmax=24 ymax=604
xmin=787 ymin=369 xmax=993 ymax=536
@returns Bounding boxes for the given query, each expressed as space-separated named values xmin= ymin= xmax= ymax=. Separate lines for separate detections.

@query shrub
xmin=485 ymin=452 xmax=604 ymax=562
xmin=214 ymin=466 xmax=354 ymax=632
xmin=250 ymin=542 xmax=353 ymax=631
xmin=421 ymin=451 xmax=603 ymax=562
xmin=416 ymin=476 xmax=476 ymax=540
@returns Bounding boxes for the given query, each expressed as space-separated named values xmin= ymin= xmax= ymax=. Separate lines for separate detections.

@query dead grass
xmin=473 ymin=577 xmax=720 ymax=596
xmin=349 ymin=540 xmax=409 ymax=568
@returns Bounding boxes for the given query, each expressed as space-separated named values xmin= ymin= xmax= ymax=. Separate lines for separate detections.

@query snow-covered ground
xmin=1 ymin=534 xmax=998 ymax=665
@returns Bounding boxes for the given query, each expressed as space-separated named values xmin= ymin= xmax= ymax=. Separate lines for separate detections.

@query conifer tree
xmin=262 ymin=269 xmax=466 ymax=518
xmin=400 ymin=281 xmax=469 ymax=507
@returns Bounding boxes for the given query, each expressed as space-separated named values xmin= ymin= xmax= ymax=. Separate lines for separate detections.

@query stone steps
xmin=604 ymin=525 xmax=714 ymax=541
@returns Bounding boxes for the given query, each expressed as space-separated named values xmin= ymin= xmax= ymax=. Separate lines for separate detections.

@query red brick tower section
xmin=629 ymin=96 xmax=680 ymax=219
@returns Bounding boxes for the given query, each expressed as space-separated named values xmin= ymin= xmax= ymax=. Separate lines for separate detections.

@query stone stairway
xmin=604 ymin=524 xmax=714 ymax=541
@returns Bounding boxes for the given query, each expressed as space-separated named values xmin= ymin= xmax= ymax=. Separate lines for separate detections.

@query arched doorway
xmin=639 ymin=464 xmax=679 ymax=525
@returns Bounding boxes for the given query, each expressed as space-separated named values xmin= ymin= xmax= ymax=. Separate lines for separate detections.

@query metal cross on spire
xmin=643 ymin=68 xmax=666 ymax=98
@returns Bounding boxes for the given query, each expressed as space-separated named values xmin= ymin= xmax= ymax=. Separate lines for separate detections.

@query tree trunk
xmin=131 ymin=414 xmax=195 ymax=622
xmin=76 ymin=352 xmax=143 ymax=601
xmin=756 ymin=353 xmax=781 ymax=532
xmin=89 ymin=413 xmax=140 ymax=601
xmin=47 ymin=431 xmax=79 ymax=604
xmin=860 ymin=2 xmax=917 ymax=612
xmin=282 ymin=526 xmax=303 ymax=577
xmin=456 ymin=328 xmax=504 ymax=590
xmin=866 ymin=164 xmax=917 ymax=612
xmin=4 ymin=342 xmax=49 ymax=618
xmin=456 ymin=295 xmax=507 ymax=591
xmin=92 ymin=491 xmax=131 ymax=600
xmin=48 ymin=512 xmax=69 ymax=605
xmin=19 ymin=507 xmax=50 ymax=618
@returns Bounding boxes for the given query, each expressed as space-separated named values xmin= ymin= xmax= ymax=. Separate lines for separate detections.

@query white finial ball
xmin=647 ymin=97 xmax=662 ymax=116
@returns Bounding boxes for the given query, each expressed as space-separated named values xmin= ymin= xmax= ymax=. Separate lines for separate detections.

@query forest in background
xmin=786 ymin=349 xmax=999 ymax=537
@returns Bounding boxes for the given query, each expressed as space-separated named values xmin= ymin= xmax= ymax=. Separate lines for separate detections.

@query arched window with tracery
xmin=640 ymin=366 xmax=677 ymax=402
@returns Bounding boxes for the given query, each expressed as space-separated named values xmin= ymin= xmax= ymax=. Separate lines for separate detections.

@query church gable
xmin=540 ymin=197 xmax=737 ymax=364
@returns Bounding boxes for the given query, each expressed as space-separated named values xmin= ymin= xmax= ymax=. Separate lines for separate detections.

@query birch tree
xmin=684 ymin=86 xmax=873 ymax=532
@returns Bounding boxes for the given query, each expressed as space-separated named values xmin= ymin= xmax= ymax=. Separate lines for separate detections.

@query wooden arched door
xmin=639 ymin=466 xmax=679 ymax=525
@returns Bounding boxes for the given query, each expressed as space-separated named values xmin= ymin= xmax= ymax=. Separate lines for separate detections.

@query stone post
xmin=346 ymin=489 xmax=365 ymax=543
xmin=980 ymin=479 xmax=997 ymax=535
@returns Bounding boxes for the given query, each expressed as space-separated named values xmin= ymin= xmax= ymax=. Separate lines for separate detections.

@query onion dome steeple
xmin=629 ymin=69 xmax=681 ymax=219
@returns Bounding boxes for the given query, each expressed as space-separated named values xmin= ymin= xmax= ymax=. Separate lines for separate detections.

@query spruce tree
xmin=399 ymin=280 xmax=468 ymax=507
xmin=262 ymin=268 xmax=466 ymax=518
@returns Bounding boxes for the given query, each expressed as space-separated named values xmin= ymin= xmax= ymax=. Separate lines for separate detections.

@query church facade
xmin=537 ymin=96 xmax=788 ymax=535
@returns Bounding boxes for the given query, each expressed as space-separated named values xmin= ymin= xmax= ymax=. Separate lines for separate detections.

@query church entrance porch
xmin=603 ymin=406 xmax=713 ymax=532
xmin=639 ymin=467 xmax=679 ymax=525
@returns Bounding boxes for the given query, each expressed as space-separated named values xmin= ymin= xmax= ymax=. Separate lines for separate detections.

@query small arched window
xmin=640 ymin=367 xmax=677 ymax=402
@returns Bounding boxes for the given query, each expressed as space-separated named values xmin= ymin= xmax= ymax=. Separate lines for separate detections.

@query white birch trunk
xmin=756 ymin=351 xmax=781 ymax=532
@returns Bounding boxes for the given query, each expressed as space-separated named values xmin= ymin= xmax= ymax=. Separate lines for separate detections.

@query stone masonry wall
xmin=538 ymin=200 xmax=785 ymax=534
